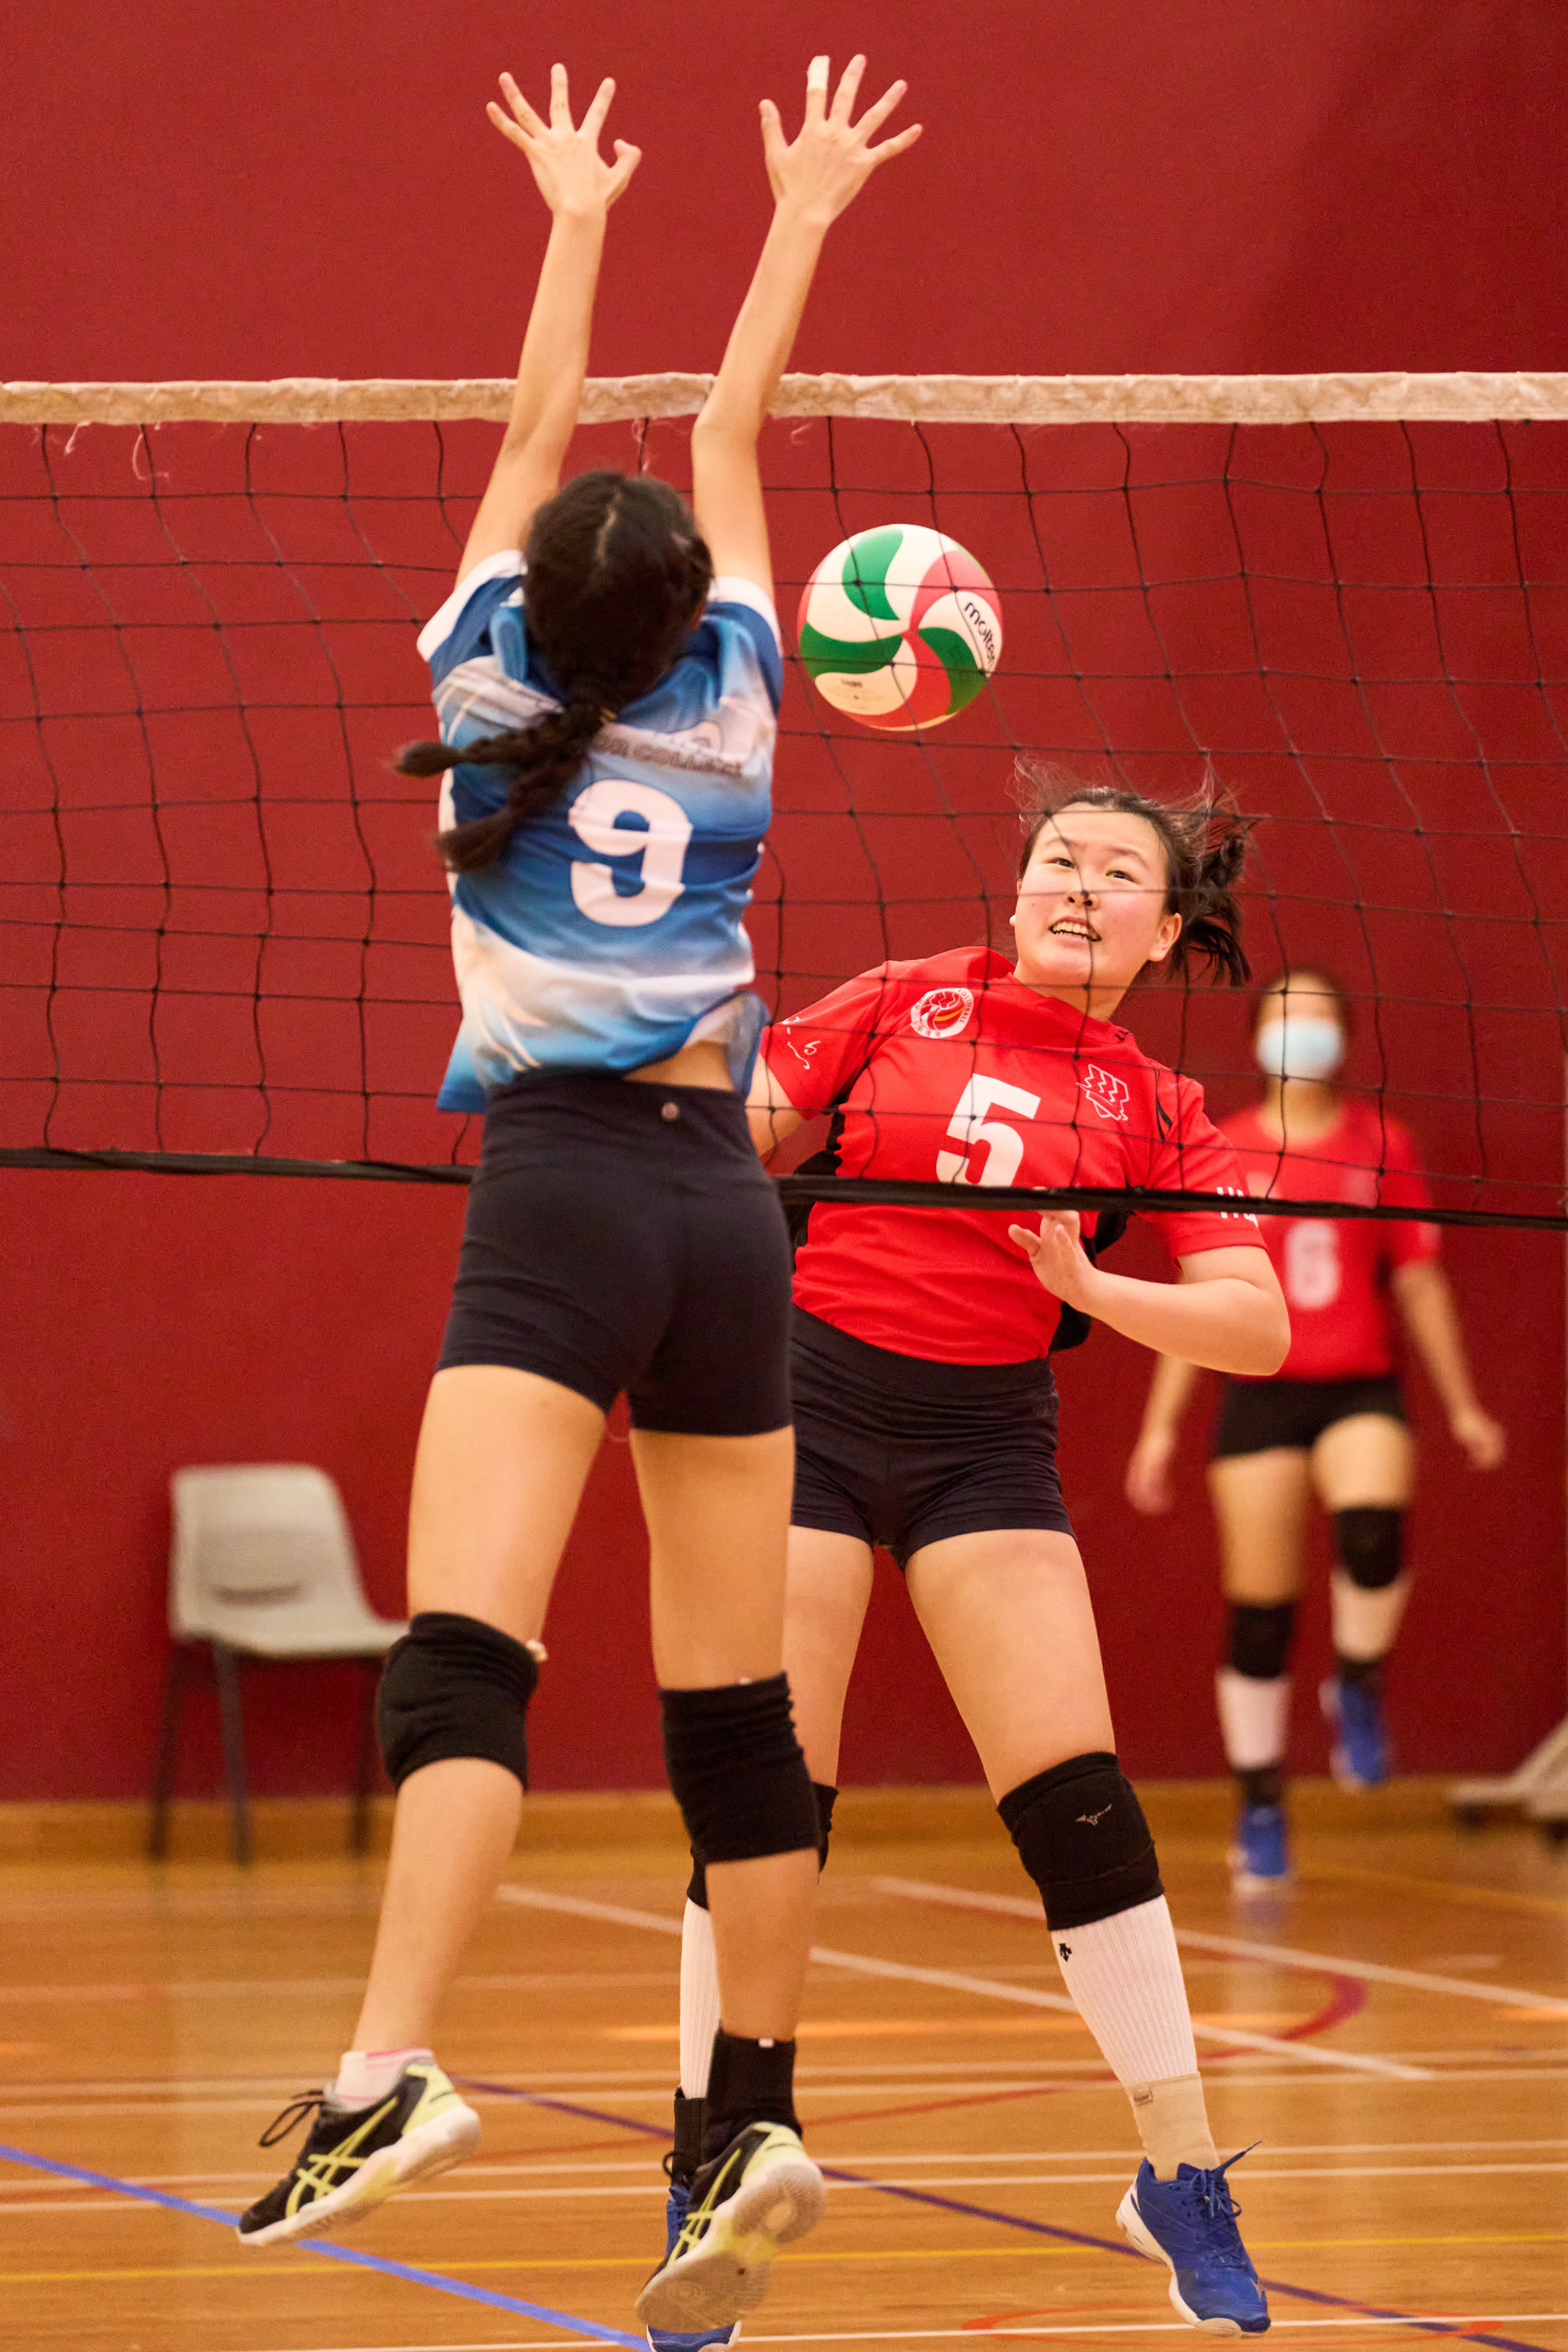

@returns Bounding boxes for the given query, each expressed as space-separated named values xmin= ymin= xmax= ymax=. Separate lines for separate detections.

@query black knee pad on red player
xmin=687 ymin=1779 xmax=837 ymax=1910
xmin=1334 ymin=1507 xmax=1403 ymax=1589
xmin=377 ymin=1610 xmax=539 ymax=1790
xmin=998 ymin=1751 xmax=1163 ymax=1931
xmin=1227 ymin=1600 xmax=1296 ymax=1679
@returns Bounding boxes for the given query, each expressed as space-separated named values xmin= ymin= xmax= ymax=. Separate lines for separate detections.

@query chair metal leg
xmin=351 ymin=1657 xmax=381 ymax=1856
xmin=148 ymin=1645 xmax=188 ymax=1860
xmin=211 ymin=1641 xmax=253 ymax=1866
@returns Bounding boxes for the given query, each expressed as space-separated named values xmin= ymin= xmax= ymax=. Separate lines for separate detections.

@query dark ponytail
xmin=397 ymin=470 xmax=713 ymax=876
xmin=1013 ymin=757 xmax=1253 ymax=985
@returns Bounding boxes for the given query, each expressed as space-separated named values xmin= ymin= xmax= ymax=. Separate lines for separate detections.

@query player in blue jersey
xmin=238 ymin=58 xmax=921 ymax=2330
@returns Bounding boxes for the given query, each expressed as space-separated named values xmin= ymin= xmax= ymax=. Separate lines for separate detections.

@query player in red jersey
xmin=649 ymin=770 xmax=1288 ymax=2351
xmin=1126 ymin=970 xmax=1505 ymax=1892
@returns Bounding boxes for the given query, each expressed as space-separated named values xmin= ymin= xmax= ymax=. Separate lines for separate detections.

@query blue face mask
xmin=1255 ymin=1015 xmax=1344 ymax=1081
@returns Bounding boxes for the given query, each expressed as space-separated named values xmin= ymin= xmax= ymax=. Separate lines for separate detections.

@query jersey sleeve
xmin=1140 ymin=1075 xmax=1268 ymax=1260
xmin=1376 ymin=1117 xmax=1441 ymax=1266
xmin=415 ymin=551 xmax=535 ymax=689
xmin=701 ymin=577 xmax=785 ymax=716
xmin=763 ymin=963 xmax=905 ymax=1116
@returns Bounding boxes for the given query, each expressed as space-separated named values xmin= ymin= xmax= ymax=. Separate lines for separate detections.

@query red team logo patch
xmin=910 ymin=987 xmax=975 ymax=1040
xmin=1079 ymin=1063 xmax=1130 ymax=1123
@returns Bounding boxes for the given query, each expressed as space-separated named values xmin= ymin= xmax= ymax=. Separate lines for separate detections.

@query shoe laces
xmin=258 ymin=2091 xmax=327 ymax=2150
xmin=1186 ymin=2145 xmax=1257 ymax=2255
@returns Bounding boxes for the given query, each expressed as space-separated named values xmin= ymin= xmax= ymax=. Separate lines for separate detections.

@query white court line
xmin=231 ymin=2323 xmax=1568 ymax=2352
xmin=874 ymin=1879 xmax=1568 ymax=2014
xmin=498 ymin=1888 xmax=1428 ymax=2082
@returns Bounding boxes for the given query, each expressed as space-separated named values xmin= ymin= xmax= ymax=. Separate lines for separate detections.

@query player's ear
xmin=1145 ymin=911 xmax=1181 ymax=965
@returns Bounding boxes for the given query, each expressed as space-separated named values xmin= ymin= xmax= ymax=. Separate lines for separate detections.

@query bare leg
xmin=906 ymin=1528 xmax=1112 ymax=1793
xmin=351 ymin=1366 xmax=605 ymax=2052
xmin=1208 ymin=1449 xmax=1313 ymax=1606
xmin=782 ymin=1529 xmax=877 ymax=1785
xmin=633 ymin=1426 xmax=818 ymax=2040
xmin=1311 ymin=1413 xmax=1414 ymax=1512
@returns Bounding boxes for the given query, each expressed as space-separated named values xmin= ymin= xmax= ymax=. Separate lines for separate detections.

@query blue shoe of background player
xmin=1321 ymin=1672 xmax=1390 ymax=1788
xmin=1227 ymin=1802 xmax=1288 ymax=1894
xmin=1117 ymin=2152 xmax=1270 ymax=2334
xmin=646 ymin=2093 xmax=740 ymax=2352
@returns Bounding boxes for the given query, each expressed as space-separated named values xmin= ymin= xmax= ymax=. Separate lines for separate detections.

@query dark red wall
xmin=3 ymin=0 xmax=1565 ymax=1798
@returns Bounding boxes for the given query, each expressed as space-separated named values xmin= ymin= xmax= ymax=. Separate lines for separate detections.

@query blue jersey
xmin=417 ymin=551 xmax=783 ymax=1110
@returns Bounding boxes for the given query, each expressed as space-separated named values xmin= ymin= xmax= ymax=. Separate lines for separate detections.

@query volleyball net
xmin=2 ymin=372 xmax=1566 ymax=1229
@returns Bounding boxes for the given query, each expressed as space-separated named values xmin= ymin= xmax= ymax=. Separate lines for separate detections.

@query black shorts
xmin=789 ymin=1308 xmax=1073 ymax=1570
xmin=438 ymin=1073 xmax=792 ymax=1437
xmin=1212 ymin=1373 xmax=1406 ymax=1460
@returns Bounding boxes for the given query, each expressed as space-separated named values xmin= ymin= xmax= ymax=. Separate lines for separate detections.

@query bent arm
xmin=747 ymin=1056 xmax=807 ymax=1160
xmin=1010 ymin=1214 xmax=1289 ymax=1377
xmin=1390 ymin=1256 xmax=1506 ymax=1467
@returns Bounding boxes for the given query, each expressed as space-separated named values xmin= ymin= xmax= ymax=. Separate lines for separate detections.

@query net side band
xmin=5 ymin=371 xmax=1568 ymax=425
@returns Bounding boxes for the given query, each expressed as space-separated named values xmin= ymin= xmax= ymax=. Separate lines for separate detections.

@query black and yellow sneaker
xmin=636 ymin=2120 xmax=824 ymax=2335
xmin=237 ymin=2061 xmax=480 ymax=2247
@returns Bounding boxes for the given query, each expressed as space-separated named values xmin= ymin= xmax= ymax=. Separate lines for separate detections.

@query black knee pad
xmin=1227 ymin=1600 xmax=1295 ymax=1679
xmin=662 ymin=1673 xmax=820 ymax=1867
xmin=1334 ymin=1507 xmax=1403 ymax=1589
xmin=687 ymin=1778 xmax=836 ymax=1909
xmin=377 ymin=1610 xmax=539 ymax=1791
xmin=998 ymin=1751 xmax=1163 ymax=1932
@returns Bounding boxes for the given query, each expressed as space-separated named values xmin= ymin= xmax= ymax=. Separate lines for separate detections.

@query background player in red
xmin=654 ymin=768 xmax=1289 ymax=2349
xmin=1126 ymin=971 xmax=1505 ymax=1892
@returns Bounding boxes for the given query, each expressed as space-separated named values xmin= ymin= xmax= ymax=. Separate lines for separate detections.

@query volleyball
xmin=797 ymin=524 xmax=1002 ymax=731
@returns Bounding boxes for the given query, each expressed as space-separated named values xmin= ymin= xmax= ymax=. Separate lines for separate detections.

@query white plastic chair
xmin=149 ymin=1465 xmax=408 ymax=1864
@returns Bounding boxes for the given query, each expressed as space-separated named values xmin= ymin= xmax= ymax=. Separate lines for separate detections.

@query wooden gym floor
xmin=2 ymin=1780 xmax=1566 ymax=2352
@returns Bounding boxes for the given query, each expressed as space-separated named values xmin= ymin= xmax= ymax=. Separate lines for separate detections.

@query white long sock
xmin=1215 ymin=1665 xmax=1290 ymax=1772
xmin=332 ymin=2044 xmax=432 ymax=2108
xmin=1053 ymin=1896 xmax=1218 ymax=2178
xmin=1331 ymin=1569 xmax=1410 ymax=1662
xmin=679 ymin=1898 xmax=721 ymax=2100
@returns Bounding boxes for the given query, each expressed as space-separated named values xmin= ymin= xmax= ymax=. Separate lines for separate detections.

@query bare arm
xmin=1390 ymin=1257 xmax=1506 ymax=1468
xmin=1125 ymin=1353 xmax=1207 ymax=1514
xmin=746 ymin=1055 xmax=807 ymax=1160
xmin=691 ymin=54 xmax=921 ymax=596
xmin=1008 ymin=1212 xmax=1290 ymax=1378
xmin=456 ymin=67 xmax=642 ymax=587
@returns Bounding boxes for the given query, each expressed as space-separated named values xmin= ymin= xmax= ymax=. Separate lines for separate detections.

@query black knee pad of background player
xmin=1334 ymin=1507 xmax=1404 ymax=1589
xmin=662 ymin=1674 xmax=820 ymax=1866
xmin=377 ymin=1610 xmax=539 ymax=1791
xmin=1227 ymin=1599 xmax=1296 ymax=1679
xmin=998 ymin=1751 xmax=1163 ymax=1931
xmin=687 ymin=1779 xmax=837 ymax=1909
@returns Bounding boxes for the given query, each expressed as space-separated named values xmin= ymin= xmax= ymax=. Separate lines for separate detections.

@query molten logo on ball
xmin=798 ymin=524 xmax=1003 ymax=733
xmin=910 ymin=987 xmax=975 ymax=1039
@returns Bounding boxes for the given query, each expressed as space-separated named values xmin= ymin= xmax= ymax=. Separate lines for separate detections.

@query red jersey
xmin=767 ymin=947 xmax=1263 ymax=1364
xmin=1221 ymin=1100 xmax=1439 ymax=1382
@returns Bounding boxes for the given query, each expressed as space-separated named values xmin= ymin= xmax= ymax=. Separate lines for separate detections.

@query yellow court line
xmin=1296 ymin=1864 xmax=1568 ymax=1921
xmin=7 ymin=2234 xmax=1568 ymax=2285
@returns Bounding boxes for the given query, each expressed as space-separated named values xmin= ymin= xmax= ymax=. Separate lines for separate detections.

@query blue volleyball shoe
xmin=646 ymin=2179 xmax=741 ymax=2352
xmin=1227 ymin=1802 xmax=1289 ymax=1894
xmin=1320 ymin=1673 xmax=1390 ymax=1788
xmin=1117 ymin=2152 xmax=1270 ymax=2334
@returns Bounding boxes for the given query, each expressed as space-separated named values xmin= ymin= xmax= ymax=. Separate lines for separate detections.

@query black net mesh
xmin=2 ymin=405 xmax=1565 ymax=1225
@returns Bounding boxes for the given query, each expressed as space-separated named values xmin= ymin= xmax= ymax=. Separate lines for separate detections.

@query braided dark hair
xmin=396 ymin=470 xmax=713 ymax=874
xmin=1012 ymin=757 xmax=1252 ymax=985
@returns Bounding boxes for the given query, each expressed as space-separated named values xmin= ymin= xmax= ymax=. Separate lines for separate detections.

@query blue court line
xmin=459 ymin=2080 xmax=1560 ymax=2352
xmin=0 ymin=2140 xmax=642 ymax=2349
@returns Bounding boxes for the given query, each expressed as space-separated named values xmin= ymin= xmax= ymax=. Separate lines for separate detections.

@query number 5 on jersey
xmin=936 ymin=1075 xmax=1042 ymax=1186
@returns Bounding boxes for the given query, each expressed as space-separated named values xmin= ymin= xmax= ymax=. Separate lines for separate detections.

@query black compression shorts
xmin=788 ymin=1308 xmax=1073 ymax=1570
xmin=1212 ymin=1373 xmax=1406 ymax=1460
xmin=438 ymin=1072 xmax=792 ymax=1437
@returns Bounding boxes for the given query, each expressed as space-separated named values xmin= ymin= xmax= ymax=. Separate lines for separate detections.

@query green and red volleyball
xmin=796 ymin=524 xmax=1002 ymax=731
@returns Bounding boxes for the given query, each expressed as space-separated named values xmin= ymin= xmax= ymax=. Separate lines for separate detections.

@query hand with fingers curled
xmin=1007 ymin=1209 xmax=1103 ymax=1317
xmin=759 ymin=52 xmax=922 ymax=227
xmin=486 ymin=62 xmax=642 ymax=216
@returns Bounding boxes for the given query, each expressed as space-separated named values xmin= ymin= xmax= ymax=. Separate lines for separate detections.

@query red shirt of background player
xmin=1219 ymin=1099 xmax=1439 ymax=1384
xmin=768 ymin=943 xmax=1257 ymax=1364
